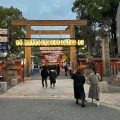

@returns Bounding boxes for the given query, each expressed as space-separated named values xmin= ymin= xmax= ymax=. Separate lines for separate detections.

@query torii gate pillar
xmin=25 ymin=25 xmax=31 ymax=77
xmin=70 ymin=25 xmax=77 ymax=72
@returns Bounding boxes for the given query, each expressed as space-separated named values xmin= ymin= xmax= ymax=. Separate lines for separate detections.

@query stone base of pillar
xmin=112 ymin=72 xmax=120 ymax=86
xmin=11 ymin=79 xmax=18 ymax=86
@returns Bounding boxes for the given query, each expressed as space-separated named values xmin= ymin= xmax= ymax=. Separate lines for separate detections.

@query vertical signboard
xmin=0 ymin=29 xmax=8 ymax=34
xmin=0 ymin=36 xmax=8 ymax=42
xmin=0 ymin=28 xmax=8 ymax=53
xmin=0 ymin=44 xmax=8 ymax=50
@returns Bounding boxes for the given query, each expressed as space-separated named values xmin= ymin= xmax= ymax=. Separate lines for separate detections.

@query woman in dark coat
xmin=71 ymin=67 xmax=86 ymax=107
xmin=49 ymin=68 xmax=57 ymax=88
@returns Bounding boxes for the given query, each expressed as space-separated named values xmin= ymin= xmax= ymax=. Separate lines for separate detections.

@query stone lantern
xmin=3 ymin=54 xmax=20 ymax=85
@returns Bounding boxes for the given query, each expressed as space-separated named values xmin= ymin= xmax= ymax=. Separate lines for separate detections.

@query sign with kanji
xmin=40 ymin=47 xmax=63 ymax=51
xmin=0 ymin=44 xmax=8 ymax=50
xmin=15 ymin=39 xmax=85 ymax=46
xmin=0 ymin=29 xmax=8 ymax=34
xmin=45 ymin=54 xmax=59 ymax=62
xmin=0 ymin=36 xmax=8 ymax=42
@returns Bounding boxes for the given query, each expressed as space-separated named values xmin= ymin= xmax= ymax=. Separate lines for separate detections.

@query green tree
xmin=72 ymin=0 xmax=119 ymax=56
xmin=0 ymin=6 xmax=26 ymax=55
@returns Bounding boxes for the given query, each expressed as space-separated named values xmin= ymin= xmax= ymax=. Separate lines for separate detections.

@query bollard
xmin=11 ymin=79 xmax=18 ymax=86
xmin=0 ymin=82 xmax=7 ymax=92
xmin=99 ymin=81 xmax=108 ymax=93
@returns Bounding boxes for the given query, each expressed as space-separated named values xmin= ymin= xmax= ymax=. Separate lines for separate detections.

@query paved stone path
xmin=0 ymin=79 xmax=120 ymax=110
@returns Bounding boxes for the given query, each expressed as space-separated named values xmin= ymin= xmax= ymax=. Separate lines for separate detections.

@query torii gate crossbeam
xmin=12 ymin=20 xmax=87 ymax=26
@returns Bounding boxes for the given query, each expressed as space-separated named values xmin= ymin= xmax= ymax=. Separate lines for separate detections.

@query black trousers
xmin=42 ymin=78 xmax=47 ymax=88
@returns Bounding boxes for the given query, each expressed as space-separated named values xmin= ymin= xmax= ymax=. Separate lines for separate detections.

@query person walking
xmin=88 ymin=68 xmax=101 ymax=107
xmin=71 ymin=67 xmax=86 ymax=107
xmin=41 ymin=66 xmax=49 ymax=88
xmin=49 ymin=67 xmax=57 ymax=89
xmin=64 ymin=65 xmax=68 ymax=76
xmin=56 ymin=64 xmax=60 ymax=76
xmin=69 ymin=65 xmax=72 ymax=76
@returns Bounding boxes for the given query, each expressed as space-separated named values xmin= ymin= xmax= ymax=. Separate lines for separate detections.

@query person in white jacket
xmin=88 ymin=68 xmax=101 ymax=107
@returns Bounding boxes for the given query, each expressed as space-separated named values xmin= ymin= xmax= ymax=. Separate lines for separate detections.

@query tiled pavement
xmin=0 ymin=79 xmax=120 ymax=110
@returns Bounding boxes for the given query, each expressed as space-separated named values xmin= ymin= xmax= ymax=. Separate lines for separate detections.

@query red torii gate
xmin=12 ymin=20 xmax=87 ymax=77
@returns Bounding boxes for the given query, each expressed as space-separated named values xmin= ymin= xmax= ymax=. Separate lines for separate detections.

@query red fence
xmin=80 ymin=59 xmax=120 ymax=77
xmin=0 ymin=59 xmax=120 ymax=79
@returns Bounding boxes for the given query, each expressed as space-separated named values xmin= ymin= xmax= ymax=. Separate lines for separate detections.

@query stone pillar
xmin=113 ymin=4 xmax=120 ymax=86
xmin=25 ymin=25 xmax=31 ymax=77
xmin=70 ymin=25 xmax=76 ymax=71
xmin=102 ymin=38 xmax=110 ymax=76
xmin=117 ymin=35 xmax=120 ymax=54
xmin=116 ymin=4 xmax=120 ymax=53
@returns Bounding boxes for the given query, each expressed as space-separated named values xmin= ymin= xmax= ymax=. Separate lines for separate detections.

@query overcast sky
xmin=0 ymin=0 xmax=76 ymax=38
